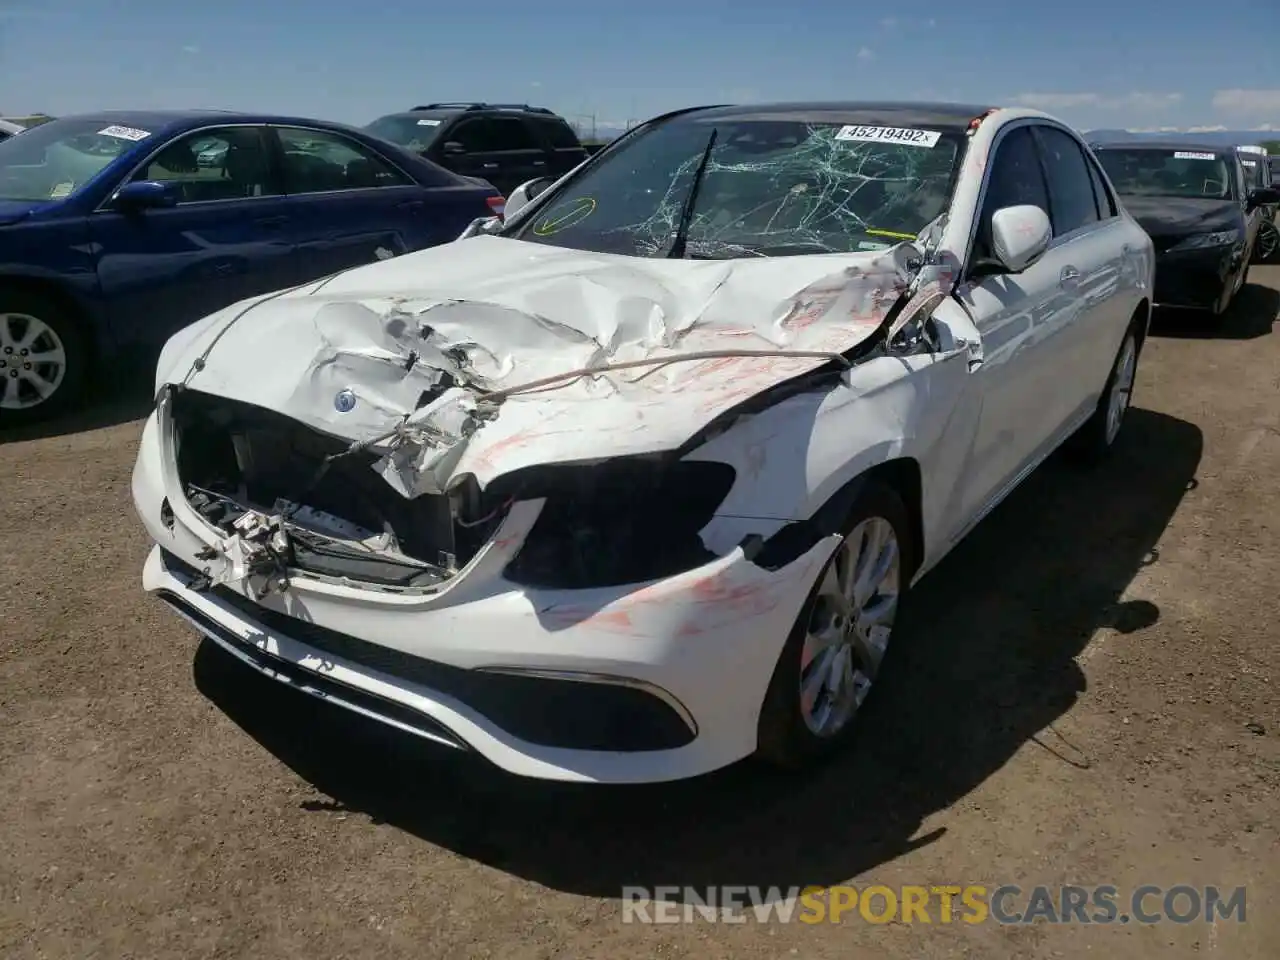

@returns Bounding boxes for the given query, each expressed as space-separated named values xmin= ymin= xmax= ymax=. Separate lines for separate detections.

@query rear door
xmin=526 ymin=116 xmax=589 ymax=179
xmin=270 ymin=124 xmax=444 ymax=279
xmin=90 ymin=125 xmax=296 ymax=348
xmin=1030 ymin=123 xmax=1128 ymax=427
xmin=441 ymin=116 xmax=545 ymax=195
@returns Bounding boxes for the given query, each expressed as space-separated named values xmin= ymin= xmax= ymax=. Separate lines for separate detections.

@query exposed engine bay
xmin=171 ymin=388 xmax=503 ymax=592
xmin=169 ymin=387 xmax=733 ymax=595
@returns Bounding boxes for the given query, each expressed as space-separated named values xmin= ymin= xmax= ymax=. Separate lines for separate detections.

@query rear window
xmin=365 ymin=113 xmax=450 ymax=152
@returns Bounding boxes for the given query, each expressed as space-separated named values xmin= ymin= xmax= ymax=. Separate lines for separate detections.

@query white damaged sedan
xmin=133 ymin=101 xmax=1154 ymax=783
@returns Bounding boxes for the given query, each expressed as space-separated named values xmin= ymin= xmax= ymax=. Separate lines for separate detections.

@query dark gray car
xmin=365 ymin=103 xmax=588 ymax=196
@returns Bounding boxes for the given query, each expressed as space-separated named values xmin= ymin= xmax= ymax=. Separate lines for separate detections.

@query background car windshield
xmin=366 ymin=115 xmax=446 ymax=152
xmin=510 ymin=118 xmax=963 ymax=258
xmin=0 ymin=119 xmax=146 ymax=201
xmin=1095 ymin=149 xmax=1234 ymax=200
xmin=1240 ymin=158 xmax=1260 ymax=190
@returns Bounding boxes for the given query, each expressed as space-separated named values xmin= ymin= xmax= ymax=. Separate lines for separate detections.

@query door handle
xmin=397 ymin=199 xmax=424 ymax=211
xmin=1060 ymin=265 xmax=1081 ymax=284
xmin=532 ymin=160 xmax=547 ymax=167
xmin=482 ymin=162 xmax=499 ymax=170
xmin=255 ymin=215 xmax=288 ymax=228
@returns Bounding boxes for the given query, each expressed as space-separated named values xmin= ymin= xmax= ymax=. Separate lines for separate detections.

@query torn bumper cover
xmin=134 ymin=235 xmax=928 ymax=782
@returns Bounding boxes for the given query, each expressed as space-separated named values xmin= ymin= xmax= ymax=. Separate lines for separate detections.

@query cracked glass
xmin=510 ymin=117 xmax=964 ymax=258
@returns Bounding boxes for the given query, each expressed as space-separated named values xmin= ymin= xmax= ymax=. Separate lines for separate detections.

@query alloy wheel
xmin=0 ymin=313 xmax=67 ymax=411
xmin=799 ymin=516 xmax=901 ymax=737
xmin=1105 ymin=334 xmax=1137 ymax=445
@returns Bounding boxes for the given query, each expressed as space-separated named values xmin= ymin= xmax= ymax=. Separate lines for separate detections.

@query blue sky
xmin=2 ymin=0 xmax=1278 ymax=133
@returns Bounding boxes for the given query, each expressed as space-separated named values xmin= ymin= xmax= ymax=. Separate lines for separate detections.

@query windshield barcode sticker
xmin=416 ymin=119 xmax=442 ymax=126
xmin=835 ymin=125 xmax=941 ymax=147
xmin=1173 ymin=151 xmax=1216 ymax=160
xmin=98 ymin=125 xmax=151 ymax=141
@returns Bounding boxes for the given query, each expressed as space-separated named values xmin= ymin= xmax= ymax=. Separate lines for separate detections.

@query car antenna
xmin=667 ymin=127 xmax=718 ymax=259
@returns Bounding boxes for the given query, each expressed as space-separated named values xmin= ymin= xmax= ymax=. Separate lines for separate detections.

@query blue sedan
xmin=0 ymin=110 xmax=504 ymax=425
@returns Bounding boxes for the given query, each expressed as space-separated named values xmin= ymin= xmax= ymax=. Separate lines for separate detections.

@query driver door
xmin=437 ymin=117 xmax=546 ymax=196
xmin=953 ymin=124 xmax=1073 ymax=523
xmin=90 ymin=125 xmax=297 ymax=349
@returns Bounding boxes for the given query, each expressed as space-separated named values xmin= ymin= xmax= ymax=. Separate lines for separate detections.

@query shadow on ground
xmin=0 ymin=361 xmax=155 ymax=445
xmin=194 ymin=407 xmax=1202 ymax=896
xmin=1150 ymin=281 xmax=1279 ymax=341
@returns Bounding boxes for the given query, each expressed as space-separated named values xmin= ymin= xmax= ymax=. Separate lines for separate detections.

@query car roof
xmin=377 ymin=106 xmax=567 ymax=122
xmin=51 ymin=110 xmax=373 ymax=138
xmin=1090 ymin=139 xmax=1230 ymax=155
xmin=673 ymin=101 xmax=999 ymax=131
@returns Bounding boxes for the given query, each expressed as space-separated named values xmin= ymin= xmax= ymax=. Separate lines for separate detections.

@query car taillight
xmin=486 ymin=195 xmax=506 ymax=218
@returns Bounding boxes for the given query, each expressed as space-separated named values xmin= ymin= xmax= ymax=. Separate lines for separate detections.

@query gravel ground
xmin=2 ymin=270 xmax=1279 ymax=959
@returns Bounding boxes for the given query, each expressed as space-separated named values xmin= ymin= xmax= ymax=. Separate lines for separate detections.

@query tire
xmin=0 ymin=289 xmax=88 ymax=428
xmin=756 ymin=480 xmax=917 ymax=770
xmin=1253 ymin=220 xmax=1278 ymax=264
xmin=1068 ymin=323 xmax=1140 ymax=464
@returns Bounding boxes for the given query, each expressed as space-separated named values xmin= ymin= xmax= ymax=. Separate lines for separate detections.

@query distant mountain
xmin=1087 ymin=127 xmax=1279 ymax=148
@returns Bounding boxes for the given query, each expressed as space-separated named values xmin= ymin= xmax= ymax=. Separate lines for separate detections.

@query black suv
xmin=365 ymin=103 xmax=588 ymax=196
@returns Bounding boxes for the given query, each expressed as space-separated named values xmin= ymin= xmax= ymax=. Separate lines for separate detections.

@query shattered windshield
xmin=509 ymin=117 xmax=964 ymax=258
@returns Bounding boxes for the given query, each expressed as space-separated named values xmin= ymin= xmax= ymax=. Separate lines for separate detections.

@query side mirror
xmin=441 ymin=140 xmax=466 ymax=156
xmin=987 ymin=204 xmax=1053 ymax=274
xmin=1246 ymin=186 xmax=1280 ymax=210
xmin=113 ymin=180 xmax=179 ymax=210
xmin=504 ymin=177 xmax=553 ymax=220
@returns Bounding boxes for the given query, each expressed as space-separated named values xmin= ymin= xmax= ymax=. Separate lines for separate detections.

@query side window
xmin=450 ymin=117 xmax=541 ymax=152
xmin=488 ymin=118 xmax=540 ymax=151
xmin=275 ymin=127 xmax=411 ymax=194
xmin=135 ymin=127 xmax=276 ymax=204
xmin=973 ymin=126 xmax=1050 ymax=261
xmin=450 ymin=119 xmax=500 ymax=152
xmin=537 ymin=118 xmax=580 ymax=149
xmin=1086 ymin=155 xmax=1116 ymax=219
xmin=1035 ymin=126 xmax=1100 ymax=236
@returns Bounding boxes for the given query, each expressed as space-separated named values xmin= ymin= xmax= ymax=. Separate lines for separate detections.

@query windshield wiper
xmin=666 ymin=127 xmax=718 ymax=259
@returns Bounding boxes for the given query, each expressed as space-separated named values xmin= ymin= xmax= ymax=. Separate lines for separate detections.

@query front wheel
xmin=0 ymin=291 xmax=87 ymax=428
xmin=756 ymin=481 xmax=916 ymax=769
xmin=1253 ymin=220 xmax=1278 ymax=264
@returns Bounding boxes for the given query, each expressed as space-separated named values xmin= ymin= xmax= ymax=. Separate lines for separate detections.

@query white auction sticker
xmin=1173 ymin=151 xmax=1216 ymax=161
xmin=98 ymin=124 xmax=151 ymax=141
xmin=835 ymin=124 xmax=941 ymax=147
xmin=416 ymin=118 xmax=442 ymax=126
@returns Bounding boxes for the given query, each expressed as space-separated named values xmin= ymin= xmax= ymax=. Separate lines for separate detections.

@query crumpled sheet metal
xmin=181 ymin=235 xmax=918 ymax=495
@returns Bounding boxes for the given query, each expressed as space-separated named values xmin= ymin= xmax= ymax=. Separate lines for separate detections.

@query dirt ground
xmin=2 ymin=270 xmax=1278 ymax=960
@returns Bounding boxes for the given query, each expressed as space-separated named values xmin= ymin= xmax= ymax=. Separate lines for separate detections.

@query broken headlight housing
xmin=502 ymin=458 xmax=736 ymax=589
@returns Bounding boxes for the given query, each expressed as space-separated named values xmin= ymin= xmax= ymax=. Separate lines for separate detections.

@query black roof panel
xmin=679 ymin=101 xmax=1000 ymax=131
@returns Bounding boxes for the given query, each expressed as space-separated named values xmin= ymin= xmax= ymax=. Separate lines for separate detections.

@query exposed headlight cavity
xmin=503 ymin=459 xmax=736 ymax=589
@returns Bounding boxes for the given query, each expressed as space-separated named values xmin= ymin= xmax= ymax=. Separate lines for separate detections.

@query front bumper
xmin=1152 ymin=244 xmax=1241 ymax=310
xmin=133 ymin=411 xmax=837 ymax=783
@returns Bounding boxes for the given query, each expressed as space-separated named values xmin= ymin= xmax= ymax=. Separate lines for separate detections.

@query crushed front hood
xmin=167 ymin=235 xmax=917 ymax=495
